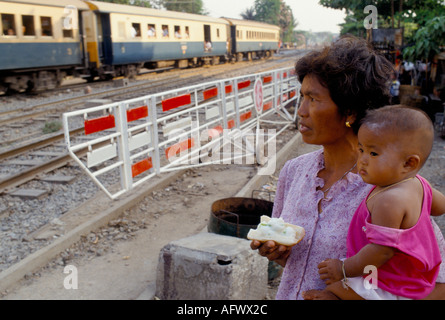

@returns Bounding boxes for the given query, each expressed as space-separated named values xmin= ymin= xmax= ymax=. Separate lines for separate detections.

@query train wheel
xmin=0 ymin=83 xmax=10 ymax=95
xmin=31 ymin=71 xmax=57 ymax=91
xmin=247 ymin=52 xmax=252 ymax=61
xmin=237 ymin=53 xmax=243 ymax=62
xmin=6 ymin=74 xmax=32 ymax=92
xmin=125 ymin=65 xmax=138 ymax=79
xmin=211 ymin=56 xmax=220 ymax=65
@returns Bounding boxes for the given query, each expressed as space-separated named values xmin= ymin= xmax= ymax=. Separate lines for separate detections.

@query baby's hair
xmin=361 ymin=105 xmax=434 ymax=167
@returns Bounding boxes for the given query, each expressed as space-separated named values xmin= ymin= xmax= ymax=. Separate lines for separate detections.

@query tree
xmin=253 ymin=0 xmax=282 ymax=25
xmin=404 ymin=16 xmax=445 ymax=62
xmin=244 ymin=0 xmax=298 ymax=43
xmin=156 ymin=0 xmax=207 ymax=14
xmin=279 ymin=2 xmax=298 ymax=43
xmin=95 ymin=0 xmax=208 ymax=13
xmin=320 ymin=0 xmax=445 ymax=36
xmin=241 ymin=7 xmax=256 ymax=20
xmin=95 ymin=0 xmax=152 ymax=7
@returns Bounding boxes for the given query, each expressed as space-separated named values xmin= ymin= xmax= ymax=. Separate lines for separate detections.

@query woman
xmin=251 ymin=35 xmax=445 ymax=300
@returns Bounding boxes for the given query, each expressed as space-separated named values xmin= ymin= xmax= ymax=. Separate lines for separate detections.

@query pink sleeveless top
xmin=347 ymin=175 xmax=442 ymax=299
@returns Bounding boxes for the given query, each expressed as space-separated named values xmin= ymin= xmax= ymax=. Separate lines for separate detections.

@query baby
xmin=312 ymin=105 xmax=445 ymax=300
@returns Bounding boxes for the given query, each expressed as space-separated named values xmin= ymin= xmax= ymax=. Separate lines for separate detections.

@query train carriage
xmin=1 ymin=1 xmax=281 ymax=93
xmin=0 ymin=0 xmax=89 ymax=92
xmin=224 ymin=18 xmax=280 ymax=62
xmin=84 ymin=1 xmax=230 ymax=79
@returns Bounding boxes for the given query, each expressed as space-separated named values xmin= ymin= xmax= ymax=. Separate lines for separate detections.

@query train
xmin=0 ymin=0 xmax=281 ymax=93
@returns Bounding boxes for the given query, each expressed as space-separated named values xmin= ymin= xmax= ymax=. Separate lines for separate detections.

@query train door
xmin=82 ymin=10 xmax=101 ymax=68
xmin=78 ymin=9 xmax=88 ymax=69
xmin=230 ymin=25 xmax=237 ymax=54
xmin=204 ymin=24 xmax=211 ymax=51
xmin=97 ymin=13 xmax=113 ymax=66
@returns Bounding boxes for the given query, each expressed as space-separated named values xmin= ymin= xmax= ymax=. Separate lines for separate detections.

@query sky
xmin=204 ymin=0 xmax=346 ymax=34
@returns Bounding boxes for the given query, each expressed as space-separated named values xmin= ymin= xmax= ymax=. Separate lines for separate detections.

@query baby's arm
xmin=319 ymin=194 xmax=402 ymax=284
xmin=344 ymin=243 xmax=394 ymax=277
xmin=431 ymin=187 xmax=445 ymax=216
xmin=318 ymin=243 xmax=394 ymax=284
xmin=344 ymin=194 xmax=405 ymax=275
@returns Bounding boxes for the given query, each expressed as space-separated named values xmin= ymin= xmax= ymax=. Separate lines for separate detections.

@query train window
xmin=40 ymin=16 xmax=52 ymax=37
xmin=162 ymin=25 xmax=169 ymax=37
xmin=185 ymin=26 xmax=189 ymax=38
xmin=147 ymin=24 xmax=156 ymax=38
xmin=216 ymin=28 xmax=220 ymax=38
xmin=2 ymin=14 xmax=16 ymax=36
xmin=174 ymin=25 xmax=181 ymax=38
xmin=131 ymin=23 xmax=141 ymax=38
xmin=22 ymin=15 xmax=35 ymax=36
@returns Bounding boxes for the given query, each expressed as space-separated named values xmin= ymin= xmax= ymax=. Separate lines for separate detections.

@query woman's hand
xmin=318 ymin=259 xmax=343 ymax=285
xmin=250 ymin=240 xmax=292 ymax=267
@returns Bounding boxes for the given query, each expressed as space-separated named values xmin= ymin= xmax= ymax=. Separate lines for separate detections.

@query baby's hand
xmin=318 ymin=259 xmax=343 ymax=285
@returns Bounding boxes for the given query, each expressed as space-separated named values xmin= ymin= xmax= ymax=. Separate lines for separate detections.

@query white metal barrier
xmin=62 ymin=67 xmax=300 ymax=199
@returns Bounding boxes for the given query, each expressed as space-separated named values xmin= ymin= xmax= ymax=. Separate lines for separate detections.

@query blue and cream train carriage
xmin=225 ymin=18 xmax=281 ymax=62
xmin=0 ymin=0 xmax=89 ymax=92
xmin=0 ymin=0 xmax=280 ymax=93
xmin=83 ymin=0 xmax=230 ymax=79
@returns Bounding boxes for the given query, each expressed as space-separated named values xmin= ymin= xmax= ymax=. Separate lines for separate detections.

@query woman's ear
xmin=345 ymin=113 xmax=357 ymax=127
xmin=403 ymin=155 xmax=421 ymax=173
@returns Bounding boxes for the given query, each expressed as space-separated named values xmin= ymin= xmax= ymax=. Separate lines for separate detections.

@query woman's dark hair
xmin=295 ymin=35 xmax=394 ymax=133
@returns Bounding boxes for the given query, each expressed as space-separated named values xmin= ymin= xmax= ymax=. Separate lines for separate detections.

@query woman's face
xmin=297 ymin=74 xmax=347 ymax=146
xmin=357 ymin=124 xmax=407 ymax=187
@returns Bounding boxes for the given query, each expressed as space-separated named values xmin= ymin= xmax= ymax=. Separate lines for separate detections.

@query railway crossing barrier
xmin=62 ymin=67 xmax=300 ymax=199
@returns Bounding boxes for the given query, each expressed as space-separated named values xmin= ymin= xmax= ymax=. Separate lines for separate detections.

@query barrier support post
xmin=115 ymin=102 xmax=133 ymax=192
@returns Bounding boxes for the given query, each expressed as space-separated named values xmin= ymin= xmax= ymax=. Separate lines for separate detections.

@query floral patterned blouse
xmin=272 ymin=149 xmax=445 ymax=300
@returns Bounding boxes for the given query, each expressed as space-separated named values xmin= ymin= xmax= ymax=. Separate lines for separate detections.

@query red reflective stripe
xmin=165 ymin=138 xmax=195 ymax=159
xmin=263 ymin=101 xmax=273 ymax=111
xmin=203 ymin=87 xmax=218 ymax=100
xmin=162 ymin=94 xmax=191 ymax=112
xmin=238 ymin=80 xmax=251 ymax=90
xmin=127 ymin=105 xmax=148 ymax=122
xmin=227 ymin=119 xmax=235 ymax=129
xmin=132 ymin=158 xmax=153 ymax=178
xmin=263 ymin=76 xmax=272 ymax=84
xmin=225 ymin=85 xmax=233 ymax=94
xmin=84 ymin=115 xmax=115 ymax=135
xmin=240 ymin=111 xmax=252 ymax=122
xmin=289 ymin=90 xmax=296 ymax=98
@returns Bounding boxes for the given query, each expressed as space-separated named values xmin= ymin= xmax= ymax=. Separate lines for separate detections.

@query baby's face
xmin=357 ymin=124 xmax=407 ymax=187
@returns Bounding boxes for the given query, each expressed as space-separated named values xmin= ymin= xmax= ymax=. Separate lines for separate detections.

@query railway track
xmin=0 ymin=52 xmax=302 ymax=192
xmin=0 ymin=51 xmax=302 ymax=293
xmin=0 ymin=53 xmax=298 ymax=150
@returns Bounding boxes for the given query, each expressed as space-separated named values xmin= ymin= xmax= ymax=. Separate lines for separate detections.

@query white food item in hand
xmin=247 ymin=216 xmax=305 ymax=246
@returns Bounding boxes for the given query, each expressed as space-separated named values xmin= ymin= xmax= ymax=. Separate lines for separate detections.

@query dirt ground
xmin=1 ymin=164 xmax=260 ymax=299
xmin=2 ymin=129 xmax=444 ymax=300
